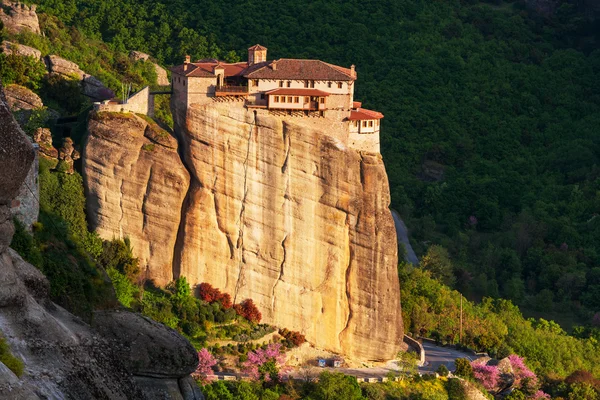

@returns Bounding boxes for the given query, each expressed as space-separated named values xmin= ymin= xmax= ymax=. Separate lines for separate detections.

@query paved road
xmin=391 ymin=210 xmax=419 ymax=265
xmin=419 ymin=341 xmax=476 ymax=373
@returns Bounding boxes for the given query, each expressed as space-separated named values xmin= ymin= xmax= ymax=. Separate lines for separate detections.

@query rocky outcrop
xmin=172 ymin=103 xmax=403 ymax=360
xmin=4 ymin=84 xmax=43 ymax=111
xmin=0 ymin=81 xmax=203 ymax=399
xmin=129 ymin=50 xmax=170 ymax=86
xmin=84 ymin=100 xmax=403 ymax=360
xmin=93 ymin=310 xmax=201 ymax=400
xmin=0 ymin=1 xmax=40 ymax=34
xmin=4 ymin=84 xmax=44 ymax=128
xmin=83 ymin=112 xmax=190 ymax=284
xmin=0 ymin=40 xmax=42 ymax=60
xmin=33 ymin=128 xmax=58 ymax=159
xmin=45 ymin=55 xmax=115 ymax=100
xmin=58 ymin=137 xmax=80 ymax=174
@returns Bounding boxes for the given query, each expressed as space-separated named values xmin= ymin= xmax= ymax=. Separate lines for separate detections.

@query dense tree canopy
xmin=26 ymin=0 xmax=600 ymax=324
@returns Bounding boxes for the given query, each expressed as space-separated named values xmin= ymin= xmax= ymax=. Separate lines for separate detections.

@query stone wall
xmin=94 ymin=86 xmax=153 ymax=116
xmin=11 ymin=143 xmax=39 ymax=230
xmin=403 ymin=335 xmax=425 ymax=366
xmin=348 ymin=129 xmax=380 ymax=153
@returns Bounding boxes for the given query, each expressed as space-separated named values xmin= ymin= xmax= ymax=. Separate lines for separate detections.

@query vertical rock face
xmin=171 ymin=102 xmax=403 ymax=360
xmin=83 ymin=112 xmax=190 ymax=283
xmin=84 ymin=102 xmax=403 ymax=360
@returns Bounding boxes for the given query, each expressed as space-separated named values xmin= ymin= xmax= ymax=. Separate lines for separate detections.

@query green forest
xmin=26 ymin=0 xmax=600 ymax=326
xmin=4 ymin=0 xmax=600 ymax=396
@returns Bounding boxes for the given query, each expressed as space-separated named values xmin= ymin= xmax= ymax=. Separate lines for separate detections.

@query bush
xmin=197 ymin=282 xmax=232 ymax=309
xmin=97 ymin=238 xmax=140 ymax=281
xmin=234 ymin=299 xmax=262 ymax=324
xmin=307 ymin=372 xmax=363 ymax=400
xmin=454 ymin=358 xmax=473 ymax=378
xmin=0 ymin=53 xmax=46 ymax=90
xmin=445 ymin=378 xmax=468 ymax=400
xmin=0 ymin=336 xmax=24 ymax=377
xmin=436 ymin=364 xmax=449 ymax=377
xmin=278 ymin=328 xmax=306 ymax=347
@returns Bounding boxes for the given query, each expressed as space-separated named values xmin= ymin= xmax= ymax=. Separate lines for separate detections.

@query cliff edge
xmin=84 ymin=102 xmax=403 ymax=360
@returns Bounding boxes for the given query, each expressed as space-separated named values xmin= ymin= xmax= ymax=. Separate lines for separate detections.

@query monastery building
xmin=171 ymin=45 xmax=383 ymax=153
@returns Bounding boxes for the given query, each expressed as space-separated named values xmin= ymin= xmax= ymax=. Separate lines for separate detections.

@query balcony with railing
xmin=215 ymin=85 xmax=248 ymax=97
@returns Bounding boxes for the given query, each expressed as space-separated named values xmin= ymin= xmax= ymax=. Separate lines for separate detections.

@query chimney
xmin=350 ymin=65 xmax=356 ymax=78
xmin=272 ymin=61 xmax=277 ymax=71
xmin=184 ymin=55 xmax=190 ymax=71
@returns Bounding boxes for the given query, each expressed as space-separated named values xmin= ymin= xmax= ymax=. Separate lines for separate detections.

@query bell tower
xmin=248 ymin=44 xmax=267 ymax=65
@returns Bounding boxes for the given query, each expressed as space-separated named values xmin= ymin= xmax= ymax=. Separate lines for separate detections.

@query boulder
xmin=154 ymin=64 xmax=170 ymax=86
xmin=82 ymin=74 xmax=115 ymax=101
xmin=129 ymin=50 xmax=170 ymax=86
xmin=130 ymin=50 xmax=151 ymax=62
xmin=45 ymin=55 xmax=115 ymax=101
xmin=4 ymin=84 xmax=43 ymax=111
xmin=0 ymin=1 xmax=40 ymax=35
xmin=45 ymin=54 xmax=85 ymax=80
xmin=58 ymin=137 xmax=80 ymax=174
xmin=91 ymin=310 xmax=199 ymax=379
xmin=33 ymin=128 xmax=58 ymax=159
xmin=3 ymin=84 xmax=45 ymax=128
xmin=0 ymin=40 xmax=42 ymax=60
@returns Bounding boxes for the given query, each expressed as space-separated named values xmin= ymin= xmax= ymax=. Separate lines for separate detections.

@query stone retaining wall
xmin=403 ymin=335 xmax=426 ymax=366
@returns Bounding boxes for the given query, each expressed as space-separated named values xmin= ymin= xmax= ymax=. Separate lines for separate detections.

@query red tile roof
xmin=244 ymin=59 xmax=355 ymax=81
xmin=171 ymin=61 xmax=249 ymax=78
xmin=348 ymin=108 xmax=384 ymax=120
xmin=248 ymin=44 xmax=267 ymax=51
xmin=353 ymin=101 xmax=362 ymax=108
xmin=171 ymin=56 xmax=356 ymax=82
xmin=265 ymin=88 xmax=331 ymax=97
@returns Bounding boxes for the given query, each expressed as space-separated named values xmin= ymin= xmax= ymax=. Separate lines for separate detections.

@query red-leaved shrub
xmin=234 ymin=299 xmax=262 ymax=323
xmin=197 ymin=282 xmax=232 ymax=309
xmin=278 ymin=328 xmax=306 ymax=347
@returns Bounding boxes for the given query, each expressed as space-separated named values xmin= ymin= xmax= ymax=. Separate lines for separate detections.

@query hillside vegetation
xmin=29 ymin=0 xmax=600 ymax=326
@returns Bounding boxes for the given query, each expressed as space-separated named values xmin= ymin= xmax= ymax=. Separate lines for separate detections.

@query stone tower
xmin=247 ymin=44 xmax=267 ymax=65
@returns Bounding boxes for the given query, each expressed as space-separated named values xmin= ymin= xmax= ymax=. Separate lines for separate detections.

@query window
xmin=260 ymin=93 xmax=265 ymax=100
xmin=279 ymin=81 xmax=284 ymax=87
xmin=327 ymin=82 xmax=332 ymax=88
xmin=274 ymin=96 xmax=279 ymax=102
xmin=304 ymin=80 xmax=309 ymax=88
xmin=287 ymin=96 xmax=293 ymax=103
xmin=294 ymin=96 xmax=299 ymax=103
xmin=287 ymin=81 xmax=291 ymax=87
xmin=253 ymin=79 xmax=259 ymax=86
xmin=363 ymin=121 xmax=368 ymax=127
xmin=183 ymin=80 xmax=185 ymax=86
xmin=337 ymin=82 xmax=343 ymax=89
xmin=368 ymin=121 xmax=373 ymax=127
xmin=304 ymin=96 xmax=310 ymax=103
xmin=319 ymin=97 xmax=325 ymax=104
xmin=310 ymin=81 xmax=315 ymax=88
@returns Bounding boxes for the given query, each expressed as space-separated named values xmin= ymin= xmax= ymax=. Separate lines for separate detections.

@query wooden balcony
xmin=215 ymin=85 xmax=248 ymax=97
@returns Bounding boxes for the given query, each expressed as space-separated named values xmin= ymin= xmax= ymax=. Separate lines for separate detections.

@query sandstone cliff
xmin=85 ymin=101 xmax=403 ymax=360
xmin=84 ymin=112 xmax=190 ymax=284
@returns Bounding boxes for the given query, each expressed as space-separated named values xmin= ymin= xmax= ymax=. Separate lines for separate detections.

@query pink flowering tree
xmin=531 ymin=390 xmax=551 ymax=399
xmin=508 ymin=354 xmax=539 ymax=393
xmin=471 ymin=363 xmax=500 ymax=391
xmin=192 ymin=348 xmax=217 ymax=384
xmin=242 ymin=343 xmax=288 ymax=382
